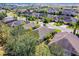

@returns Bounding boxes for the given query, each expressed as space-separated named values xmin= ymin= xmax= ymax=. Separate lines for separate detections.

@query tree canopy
xmin=0 ymin=12 xmax=7 ymax=20
xmin=5 ymin=25 xmax=39 ymax=56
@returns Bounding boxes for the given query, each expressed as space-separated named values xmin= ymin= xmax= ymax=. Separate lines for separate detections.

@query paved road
xmin=38 ymin=22 xmax=74 ymax=33
xmin=46 ymin=24 xmax=73 ymax=33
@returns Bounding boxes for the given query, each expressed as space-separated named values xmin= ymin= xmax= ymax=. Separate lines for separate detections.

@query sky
xmin=0 ymin=0 xmax=79 ymax=3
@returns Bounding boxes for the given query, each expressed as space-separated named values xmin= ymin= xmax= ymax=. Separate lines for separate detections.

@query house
xmin=29 ymin=10 xmax=33 ymax=12
xmin=53 ymin=15 xmax=77 ymax=23
xmin=47 ymin=14 xmax=53 ymax=18
xmin=0 ymin=9 xmax=6 ymax=13
xmin=62 ymin=9 xmax=76 ymax=16
xmin=63 ymin=16 xmax=72 ymax=23
xmin=70 ymin=17 xmax=78 ymax=23
xmin=34 ymin=26 xmax=54 ymax=40
xmin=53 ymin=15 xmax=62 ymax=22
xmin=26 ymin=12 xmax=33 ymax=16
xmin=63 ymin=16 xmax=77 ymax=23
xmin=23 ymin=22 xmax=36 ymax=30
xmin=40 ymin=13 xmax=46 ymax=17
xmin=3 ymin=16 xmax=16 ymax=23
xmin=48 ymin=8 xmax=54 ymax=13
xmin=48 ymin=8 xmax=59 ymax=14
xmin=16 ymin=9 xmax=27 ymax=13
xmin=32 ymin=13 xmax=40 ymax=18
xmin=8 ymin=20 xmax=24 ymax=27
xmin=17 ymin=17 xmax=26 ymax=21
xmin=48 ymin=32 xmax=79 ymax=56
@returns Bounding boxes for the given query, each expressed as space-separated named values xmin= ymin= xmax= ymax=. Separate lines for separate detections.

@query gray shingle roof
xmin=7 ymin=20 xmax=24 ymax=27
xmin=3 ymin=16 xmax=15 ymax=23
xmin=23 ymin=22 xmax=35 ymax=30
xmin=35 ymin=26 xmax=54 ymax=39
xmin=48 ymin=32 xmax=79 ymax=54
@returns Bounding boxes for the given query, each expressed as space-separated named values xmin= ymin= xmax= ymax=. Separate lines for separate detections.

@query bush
xmin=43 ymin=32 xmax=56 ymax=44
xmin=49 ymin=44 xmax=64 ymax=56
xmin=54 ymin=22 xmax=63 ymax=26
xmin=43 ymin=17 xmax=52 ymax=23
xmin=33 ymin=25 xmax=40 ymax=29
xmin=35 ymin=42 xmax=51 ymax=56
xmin=43 ymin=33 xmax=52 ymax=43
xmin=29 ymin=27 xmax=33 ymax=31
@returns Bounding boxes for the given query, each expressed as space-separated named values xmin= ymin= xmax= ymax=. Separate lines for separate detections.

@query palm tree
xmin=73 ymin=20 xmax=79 ymax=35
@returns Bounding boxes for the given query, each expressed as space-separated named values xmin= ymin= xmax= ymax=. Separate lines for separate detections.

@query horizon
xmin=0 ymin=3 xmax=79 ymax=6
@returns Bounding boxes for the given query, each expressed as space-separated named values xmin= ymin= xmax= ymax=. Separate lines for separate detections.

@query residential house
xmin=62 ymin=9 xmax=77 ymax=16
xmin=48 ymin=8 xmax=59 ymax=14
xmin=8 ymin=20 xmax=24 ymax=27
xmin=23 ymin=22 xmax=36 ymax=30
xmin=47 ymin=14 xmax=53 ymax=18
xmin=3 ymin=16 xmax=16 ymax=23
xmin=34 ymin=26 xmax=54 ymax=40
xmin=32 ymin=13 xmax=40 ymax=18
xmin=0 ymin=9 xmax=6 ymax=13
xmin=48 ymin=32 xmax=79 ymax=56
xmin=17 ymin=17 xmax=26 ymax=21
xmin=53 ymin=15 xmax=78 ymax=23
xmin=63 ymin=16 xmax=77 ymax=23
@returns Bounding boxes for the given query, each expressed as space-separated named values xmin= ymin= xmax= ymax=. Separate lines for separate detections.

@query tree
xmin=5 ymin=25 xmax=39 ymax=56
xmin=35 ymin=42 xmax=51 ymax=56
xmin=55 ymin=16 xmax=64 ymax=26
xmin=43 ymin=33 xmax=53 ymax=44
xmin=0 ymin=22 xmax=11 ymax=56
xmin=43 ymin=17 xmax=52 ymax=23
xmin=0 ymin=12 xmax=7 ymax=20
xmin=58 ymin=11 xmax=62 ymax=15
xmin=28 ymin=16 xmax=37 ymax=21
xmin=16 ymin=12 xmax=21 ymax=16
xmin=73 ymin=20 xmax=79 ymax=35
xmin=0 ymin=23 xmax=11 ymax=46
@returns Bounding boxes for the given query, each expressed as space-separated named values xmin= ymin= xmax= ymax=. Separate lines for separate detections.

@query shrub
xmin=43 ymin=17 xmax=52 ymax=23
xmin=35 ymin=42 xmax=51 ymax=56
xmin=54 ymin=22 xmax=63 ymax=26
xmin=49 ymin=44 xmax=64 ymax=56
xmin=29 ymin=27 xmax=33 ymax=31
xmin=43 ymin=33 xmax=52 ymax=43
xmin=43 ymin=32 xmax=56 ymax=44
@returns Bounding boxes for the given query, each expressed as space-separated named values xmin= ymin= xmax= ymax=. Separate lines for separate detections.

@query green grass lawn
xmin=53 ymin=22 xmax=63 ymax=26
